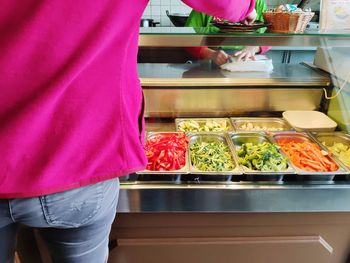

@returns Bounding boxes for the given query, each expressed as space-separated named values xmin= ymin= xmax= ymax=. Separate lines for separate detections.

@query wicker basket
xmin=263 ymin=11 xmax=315 ymax=33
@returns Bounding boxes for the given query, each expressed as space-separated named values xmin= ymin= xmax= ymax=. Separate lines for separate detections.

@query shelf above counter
xmin=139 ymin=27 xmax=350 ymax=47
xmin=138 ymin=62 xmax=330 ymax=87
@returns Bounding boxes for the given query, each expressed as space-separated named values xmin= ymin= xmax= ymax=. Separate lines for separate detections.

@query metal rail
xmin=118 ymin=181 xmax=350 ymax=213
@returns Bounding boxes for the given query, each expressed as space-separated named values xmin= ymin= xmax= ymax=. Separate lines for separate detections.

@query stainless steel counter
xmin=139 ymin=62 xmax=330 ymax=87
xmin=117 ymin=182 xmax=350 ymax=213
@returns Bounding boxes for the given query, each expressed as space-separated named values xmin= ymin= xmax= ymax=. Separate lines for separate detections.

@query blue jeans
xmin=0 ymin=178 xmax=119 ymax=263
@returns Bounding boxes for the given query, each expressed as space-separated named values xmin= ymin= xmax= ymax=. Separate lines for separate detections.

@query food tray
xmin=176 ymin=118 xmax=233 ymax=133
xmin=283 ymin=111 xmax=337 ymax=132
xmin=272 ymin=132 xmax=348 ymax=181
xmin=230 ymin=132 xmax=294 ymax=181
xmin=211 ymin=20 xmax=269 ymax=33
xmin=137 ymin=132 xmax=189 ymax=181
xmin=188 ymin=133 xmax=241 ymax=182
xmin=311 ymin=132 xmax=350 ymax=172
xmin=230 ymin=117 xmax=293 ymax=132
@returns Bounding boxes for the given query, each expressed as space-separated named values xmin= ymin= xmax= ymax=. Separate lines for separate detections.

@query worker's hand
xmin=241 ymin=9 xmax=257 ymax=25
xmin=210 ymin=50 xmax=230 ymax=66
xmin=234 ymin=46 xmax=260 ymax=61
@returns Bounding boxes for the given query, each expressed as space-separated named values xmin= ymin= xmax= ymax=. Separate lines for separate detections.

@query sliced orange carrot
xmin=277 ymin=139 xmax=338 ymax=172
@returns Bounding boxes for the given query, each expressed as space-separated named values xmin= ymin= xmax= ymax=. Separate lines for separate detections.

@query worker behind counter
xmin=185 ymin=0 xmax=271 ymax=65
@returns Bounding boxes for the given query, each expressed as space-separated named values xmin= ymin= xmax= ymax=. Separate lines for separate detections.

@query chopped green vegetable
xmin=190 ymin=140 xmax=235 ymax=172
xmin=237 ymin=142 xmax=288 ymax=171
xmin=178 ymin=119 xmax=229 ymax=132
xmin=324 ymin=142 xmax=350 ymax=167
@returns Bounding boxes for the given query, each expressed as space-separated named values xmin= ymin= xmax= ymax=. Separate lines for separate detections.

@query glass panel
xmin=317 ymin=43 xmax=350 ymax=134
xmin=128 ymin=0 xmax=350 ymax=186
xmin=139 ymin=28 xmax=350 ymax=47
xmin=140 ymin=27 xmax=350 ymax=36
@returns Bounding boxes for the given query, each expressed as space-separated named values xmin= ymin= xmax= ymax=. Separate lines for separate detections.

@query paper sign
xmin=320 ymin=0 xmax=350 ymax=30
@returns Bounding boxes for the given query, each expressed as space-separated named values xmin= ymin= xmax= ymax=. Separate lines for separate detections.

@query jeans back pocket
xmin=40 ymin=182 xmax=104 ymax=228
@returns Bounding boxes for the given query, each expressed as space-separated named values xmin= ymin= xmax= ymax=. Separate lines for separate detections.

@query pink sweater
xmin=0 ymin=0 xmax=255 ymax=198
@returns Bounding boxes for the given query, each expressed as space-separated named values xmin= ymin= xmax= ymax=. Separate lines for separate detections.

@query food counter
xmin=109 ymin=28 xmax=350 ymax=263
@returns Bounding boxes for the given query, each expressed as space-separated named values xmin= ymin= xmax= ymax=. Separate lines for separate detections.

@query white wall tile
xmin=151 ymin=5 xmax=161 ymax=15
xmin=143 ymin=6 xmax=151 ymax=16
xmin=161 ymin=0 xmax=171 ymax=5
xmin=152 ymin=0 xmax=161 ymax=5
xmin=181 ymin=5 xmax=191 ymax=14
xmin=161 ymin=16 xmax=172 ymax=26
xmin=170 ymin=5 xmax=182 ymax=14
xmin=160 ymin=6 xmax=170 ymax=16
xmin=152 ymin=15 xmax=161 ymax=23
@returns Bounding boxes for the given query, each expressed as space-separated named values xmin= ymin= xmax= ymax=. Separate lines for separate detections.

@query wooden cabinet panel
xmin=109 ymin=236 xmax=332 ymax=263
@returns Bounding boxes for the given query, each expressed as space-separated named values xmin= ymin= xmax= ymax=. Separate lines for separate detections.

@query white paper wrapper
xmin=220 ymin=55 xmax=273 ymax=72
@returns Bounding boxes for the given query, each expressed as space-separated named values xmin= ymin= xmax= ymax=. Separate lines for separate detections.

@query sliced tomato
xmin=144 ymin=133 xmax=189 ymax=171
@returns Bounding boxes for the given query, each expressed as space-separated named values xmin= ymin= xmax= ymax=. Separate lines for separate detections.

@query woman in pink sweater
xmin=0 ymin=1 xmax=256 ymax=262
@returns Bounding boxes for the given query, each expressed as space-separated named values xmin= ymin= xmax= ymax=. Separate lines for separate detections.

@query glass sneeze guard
xmin=139 ymin=27 xmax=350 ymax=47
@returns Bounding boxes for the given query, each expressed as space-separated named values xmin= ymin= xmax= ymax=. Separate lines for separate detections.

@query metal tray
xmin=311 ymin=132 xmax=350 ymax=171
xmin=181 ymin=174 xmax=242 ymax=182
xmin=137 ymin=174 xmax=181 ymax=182
xmin=137 ymin=132 xmax=189 ymax=180
xmin=188 ymin=133 xmax=242 ymax=182
xmin=272 ymin=132 xmax=348 ymax=181
xmin=176 ymin=118 xmax=233 ymax=133
xmin=231 ymin=117 xmax=293 ymax=132
xmin=230 ymin=132 xmax=294 ymax=181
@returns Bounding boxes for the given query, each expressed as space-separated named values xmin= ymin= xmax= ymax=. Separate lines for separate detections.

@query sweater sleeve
xmin=184 ymin=47 xmax=207 ymax=59
xmin=182 ymin=0 xmax=256 ymax=22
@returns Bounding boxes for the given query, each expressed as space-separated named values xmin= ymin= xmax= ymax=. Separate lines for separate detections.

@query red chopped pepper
xmin=145 ymin=132 xmax=189 ymax=171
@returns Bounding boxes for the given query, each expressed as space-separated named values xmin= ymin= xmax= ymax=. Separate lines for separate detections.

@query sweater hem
xmin=0 ymin=165 xmax=145 ymax=199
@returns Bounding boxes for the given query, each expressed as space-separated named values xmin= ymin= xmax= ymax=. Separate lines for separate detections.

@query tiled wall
xmin=143 ymin=0 xmax=192 ymax=27
xmin=143 ymin=0 xmax=320 ymax=26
